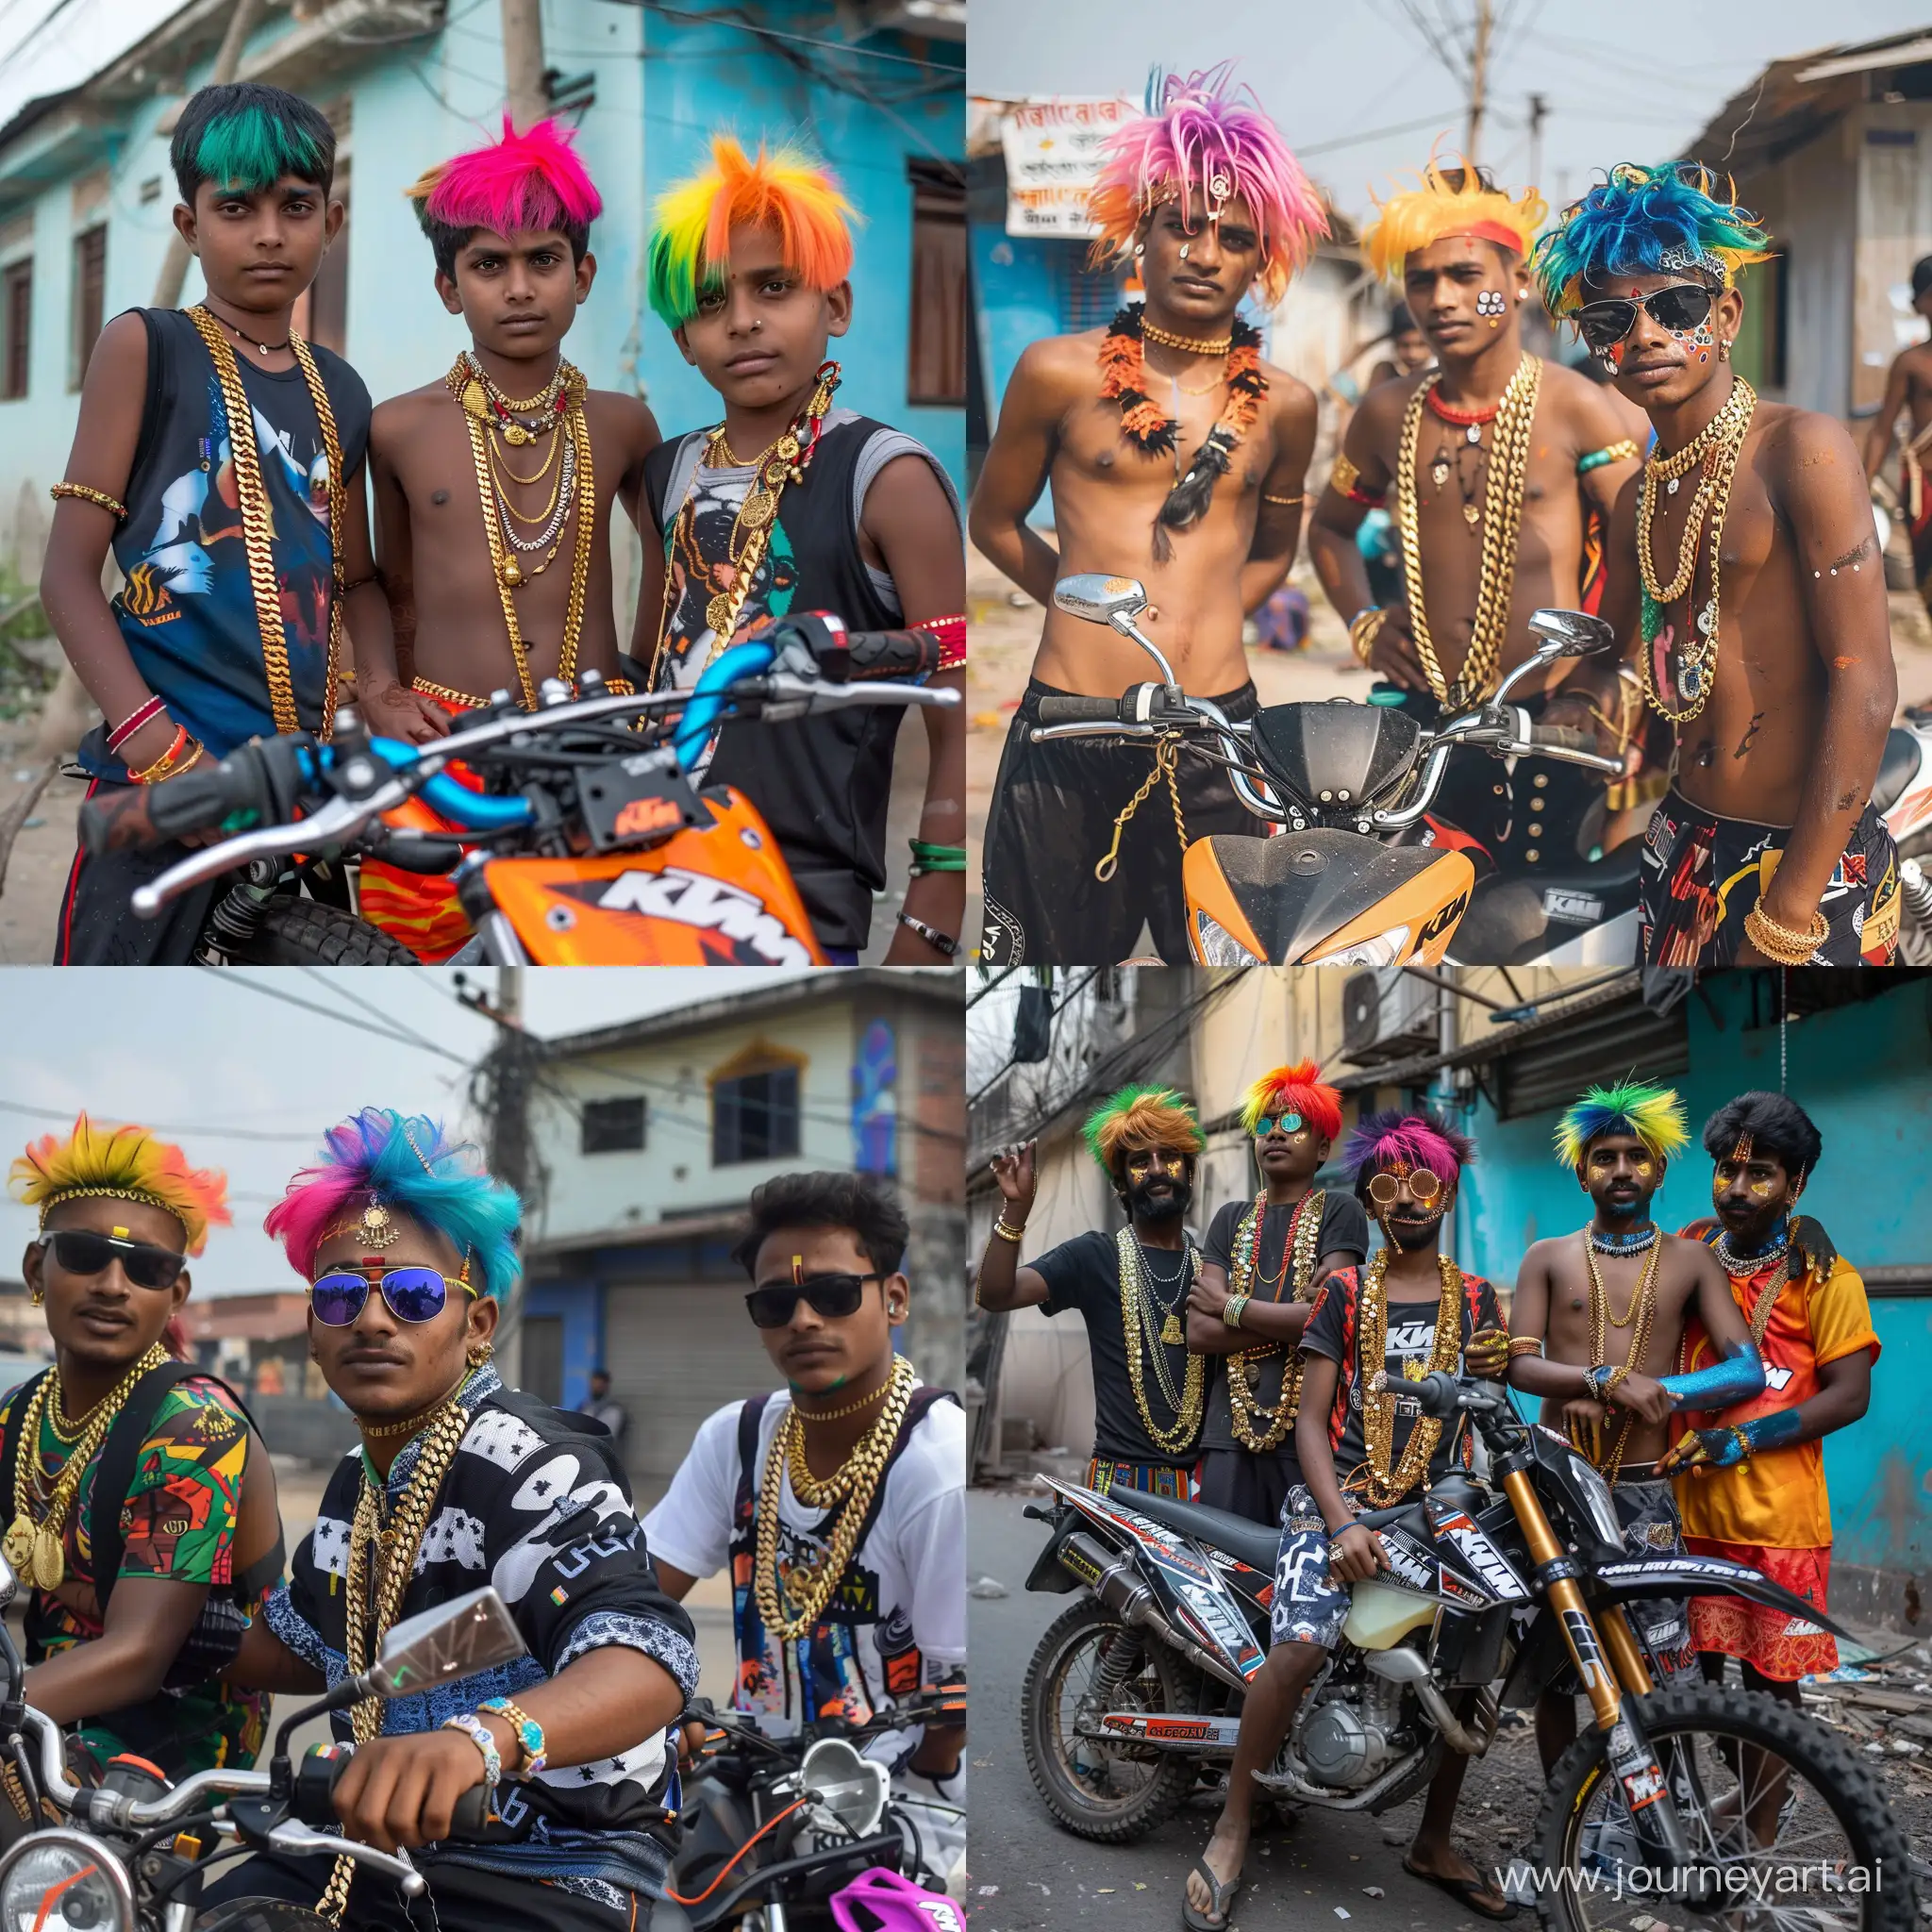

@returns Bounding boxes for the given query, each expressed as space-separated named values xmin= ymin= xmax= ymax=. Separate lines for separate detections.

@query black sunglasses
xmin=36 ymin=1228 xmax=186 ymax=1291
xmin=745 ymin=1272 xmax=883 ymax=1330
xmin=1574 ymin=283 xmax=1715 ymax=354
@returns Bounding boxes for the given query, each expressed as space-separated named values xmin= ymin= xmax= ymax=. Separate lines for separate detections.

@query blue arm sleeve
xmin=1739 ymin=1407 xmax=1804 ymax=1453
xmin=1659 ymin=1337 xmax=1767 ymax=1411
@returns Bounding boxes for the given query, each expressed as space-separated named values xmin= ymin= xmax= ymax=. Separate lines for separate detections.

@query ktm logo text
xmin=596 ymin=868 xmax=812 ymax=964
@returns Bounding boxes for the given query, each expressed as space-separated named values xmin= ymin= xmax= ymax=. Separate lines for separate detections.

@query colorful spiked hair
xmin=1088 ymin=65 xmax=1327 ymax=308
xmin=1531 ymin=162 xmax=1773 ymax=318
xmin=9 ymin=1114 xmax=230 ymax=1257
xmin=170 ymin=81 xmax=335 ymax=207
xmin=1361 ymin=145 xmax=1546 ymax=285
xmin=1554 ymin=1081 xmax=1690 ymax=1171
xmin=1238 ymin=1061 xmax=1343 ymax=1143
xmin=647 ymin=134 xmax=856 ymax=328
xmin=1342 ymin=1108 xmax=1473 ymax=1192
xmin=406 ymin=118 xmax=603 ymax=278
xmin=264 ymin=1108 xmax=522 ymax=1302
xmin=1082 ymin=1084 xmax=1205 ymax=1175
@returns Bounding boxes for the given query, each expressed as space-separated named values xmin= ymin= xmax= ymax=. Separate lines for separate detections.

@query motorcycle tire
xmin=1529 ymin=1680 xmax=1917 ymax=1932
xmin=1020 ymin=1597 xmax=1198 ymax=1844
xmin=216 ymin=897 xmax=421 ymax=967
xmin=193 ymin=1906 xmax=339 ymax=1932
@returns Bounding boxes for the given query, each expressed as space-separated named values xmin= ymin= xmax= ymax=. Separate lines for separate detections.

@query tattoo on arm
xmin=1733 ymin=713 xmax=1764 ymax=759
xmin=1826 ymin=538 xmax=1873 ymax=571
xmin=1836 ymin=789 xmax=1860 ymax=811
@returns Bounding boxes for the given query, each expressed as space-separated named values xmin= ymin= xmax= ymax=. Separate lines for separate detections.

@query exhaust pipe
xmin=1365 ymin=1649 xmax=1496 ymax=1756
xmin=1058 ymin=1531 xmax=1251 ymax=1692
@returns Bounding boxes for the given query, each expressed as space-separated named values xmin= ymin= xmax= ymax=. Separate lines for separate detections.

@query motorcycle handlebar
xmin=1035 ymin=695 xmax=1126 ymax=726
xmin=79 ymin=756 xmax=256 ymax=855
xmin=1528 ymin=724 xmax=1593 ymax=752
xmin=295 ymin=1743 xmax=490 ymax=1838
xmin=846 ymin=627 xmax=944 ymax=679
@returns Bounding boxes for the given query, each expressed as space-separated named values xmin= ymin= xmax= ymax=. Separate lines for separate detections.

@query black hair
xmin=1700 ymin=1091 xmax=1823 ymax=1181
xmin=1391 ymin=301 xmax=1420 ymax=335
xmin=732 ymin=1171 xmax=909 ymax=1279
xmin=420 ymin=214 xmax=593 ymax=283
xmin=170 ymin=82 xmax=336 ymax=208
xmin=1914 ymin=255 xmax=1932 ymax=302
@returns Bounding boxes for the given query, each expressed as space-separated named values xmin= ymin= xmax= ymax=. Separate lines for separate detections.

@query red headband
xmin=1439 ymin=220 xmax=1527 ymax=258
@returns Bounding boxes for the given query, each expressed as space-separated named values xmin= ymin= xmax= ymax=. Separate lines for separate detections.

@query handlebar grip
xmin=296 ymin=1744 xmax=492 ymax=1838
xmin=1528 ymin=724 xmax=1594 ymax=752
xmin=450 ymin=1782 xmax=491 ymax=1838
xmin=846 ymin=628 xmax=943 ymax=679
xmin=1035 ymin=695 xmax=1124 ymax=725
xmin=78 ymin=758 xmax=244 ymax=855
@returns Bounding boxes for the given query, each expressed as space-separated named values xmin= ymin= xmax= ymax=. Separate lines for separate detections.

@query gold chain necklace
xmin=1225 ymin=1191 xmax=1325 ymax=1453
xmin=489 ymin=417 xmax=566 ymax=495
xmin=1356 ymin=1251 xmax=1464 ymax=1507
xmin=793 ymin=1375 xmax=899 ymax=1424
xmin=756 ymin=1356 xmax=915 ymax=1641
xmin=1141 ymin=317 xmax=1233 ymax=355
xmin=188 ymin=307 xmax=344 ymax=740
xmin=1578 ymin=1232 xmax=1661 ymax=1483
xmin=453 ymin=351 xmax=568 ymax=434
xmin=1115 ymin=1226 xmax=1205 ymax=1456
xmin=4 ymin=1343 xmax=169 ymax=1591
xmin=1394 ymin=358 xmax=1540 ymax=708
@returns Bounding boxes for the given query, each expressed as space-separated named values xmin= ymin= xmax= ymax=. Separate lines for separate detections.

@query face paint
xmin=791 ymin=1255 xmax=805 ymax=1286
xmin=1475 ymin=290 xmax=1506 ymax=317
xmin=111 ymin=1226 xmax=130 ymax=1240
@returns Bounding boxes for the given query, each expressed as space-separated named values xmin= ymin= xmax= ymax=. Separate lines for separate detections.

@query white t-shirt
xmin=643 ymin=1385 xmax=966 ymax=1743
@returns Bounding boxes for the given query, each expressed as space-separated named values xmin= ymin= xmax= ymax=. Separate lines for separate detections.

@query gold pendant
xmin=459 ymin=380 xmax=490 ymax=421
xmin=740 ymin=489 xmax=778 ymax=532
xmin=500 ymin=558 xmax=524 ymax=590
xmin=503 ymin=424 xmax=530 ymax=447
xmin=1430 ymin=455 xmax=1451 ymax=489
xmin=32 ymin=1523 xmax=63 ymax=1592
xmin=2 ymin=1515 xmax=34 ymax=1574
xmin=706 ymin=591 xmax=736 ymax=637
xmin=1462 ymin=502 xmax=1481 ymax=527
xmin=1160 ymin=1313 xmax=1184 ymax=1346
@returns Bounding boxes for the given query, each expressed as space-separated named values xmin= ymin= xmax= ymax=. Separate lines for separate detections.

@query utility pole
xmin=1465 ymin=0 xmax=1493 ymax=165
xmin=500 ymin=0 xmax=548 ymax=131
xmin=1527 ymin=92 xmax=1548 ymax=196
xmin=459 ymin=965 xmax=534 ymax=1382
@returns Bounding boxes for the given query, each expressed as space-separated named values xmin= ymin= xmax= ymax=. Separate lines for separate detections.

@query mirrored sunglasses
xmin=37 ymin=1228 xmax=186 ymax=1291
xmin=309 ymin=1257 xmax=476 ymax=1327
xmin=1254 ymin=1113 xmax=1306 ymax=1139
xmin=1574 ymin=283 xmax=1714 ymax=353
xmin=1367 ymin=1168 xmax=1443 ymax=1205
xmin=744 ymin=1272 xmax=882 ymax=1330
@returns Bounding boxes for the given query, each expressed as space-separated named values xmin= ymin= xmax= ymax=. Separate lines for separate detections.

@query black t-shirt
xmin=1033 ymin=1228 xmax=1203 ymax=1467
xmin=1298 ymin=1262 xmax=1504 ymax=1497
xmin=1198 ymin=1190 xmax=1371 ymax=1454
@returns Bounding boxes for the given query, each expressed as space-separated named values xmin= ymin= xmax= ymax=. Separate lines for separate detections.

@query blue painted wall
xmin=523 ymin=1275 xmax=604 ymax=1410
xmin=970 ymin=224 xmax=1073 ymax=435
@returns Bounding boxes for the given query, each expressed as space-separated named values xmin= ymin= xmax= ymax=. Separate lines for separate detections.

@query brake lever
xmin=129 ymin=791 xmax=399 ymax=916
xmin=266 ymin=1820 xmax=425 ymax=1895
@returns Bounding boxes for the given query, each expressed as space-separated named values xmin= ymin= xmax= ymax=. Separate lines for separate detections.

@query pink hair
xmin=416 ymin=117 xmax=602 ymax=239
xmin=1342 ymin=1108 xmax=1474 ymax=1191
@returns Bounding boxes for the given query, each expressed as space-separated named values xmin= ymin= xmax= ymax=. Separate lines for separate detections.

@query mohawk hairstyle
xmin=1701 ymin=1092 xmax=1822 ymax=1182
xmin=1342 ymin=1108 xmax=1473 ymax=1200
xmin=1362 ymin=145 xmax=1546 ymax=286
xmin=171 ymin=81 xmax=335 ymax=208
xmin=407 ymin=118 xmax=602 ymax=279
xmin=9 ymin=1114 xmax=230 ymax=1256
xmin=647 ymin=134 xmax=856 ymax=328
xmin=1554 ymin=1081 xmax=1690 ymax=1171
xmin=1088 ymin=64 xmax=1327 ymax=308
xmin=1238 ymin=1061 xmax=1342 ymax=1143
xmin=264 ymin=1108 xmax=522 ymax=1302
xmin=1082 ymin=1084 xmax=1205 ymax=1176
xmin=1531 ymin=162 xmax=1773 ymax=318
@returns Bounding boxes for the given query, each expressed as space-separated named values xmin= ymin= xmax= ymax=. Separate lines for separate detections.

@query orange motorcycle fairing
xmin=479 ymin=789 xmax=827 ymax=966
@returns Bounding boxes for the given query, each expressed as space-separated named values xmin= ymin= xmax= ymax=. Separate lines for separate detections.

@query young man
xmin=1535 ymin=163 xmax=1901 ymax=965
xmin=643 ymin=1173 xmax=966 ymax=1886
xmin=42 ymin=81 xmax=376 ymax=964
xmin=1862 ymin=255 xmax=1932 ymax=626
xmin=975 ymin=1087 xmax=1209 ymax=1498
xmin=1308 ymin=155 xmax=1644 ymax=877
xmin=5 ymin=1116 xmax=280 ymax=1779
xmin=213 ymin=1108 xmax=698 ymax=1932
xmin=586 ymin=1367 xmax=628 ymax=1450
xmin=355 ymin=119 xmax=664 ymax=959
xmin=1184 ymin=1062 xmax=1368 ymax=1525
xmin=971 ymin=68 xmax=1326 ymax=964
xmin=639 ymin=136 xmax=967 ymax=967
xmin=1507 ymin=1081 xmax=1765 ymax=1774
xmin=1661 ymin=1094 xmax=1876 ymax=1744
xmin=1186 ymin=1111 xmax=1511 ymax=1930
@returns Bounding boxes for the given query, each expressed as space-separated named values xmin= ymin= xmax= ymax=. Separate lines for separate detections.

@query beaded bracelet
xmin=1575 ymin=439 xmax=1641 ymax=477
xmin=478 ymin=1696 xmax=547 ymax=1777
xmin=897 ymin=910 xmax=959 ymax=958
xmin=49 ymin=480 xmax=128 ymax=521
xmin=916 ymin=613 xmax=967 ymax=669
xmin=106 ymin=695 xmax=167 ymax=754
xmin=441 ymin=1713 xmax=502 ymax=1790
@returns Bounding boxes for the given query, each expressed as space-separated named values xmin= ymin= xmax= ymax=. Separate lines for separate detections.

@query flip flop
xmin=1402 ymin=1856 xmax=1517 ymax=1922
xmin=1181 ymin=1855 xmax=1243 ymax=1932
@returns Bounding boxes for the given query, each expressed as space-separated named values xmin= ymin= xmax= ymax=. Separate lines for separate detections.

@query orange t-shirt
xmin=1675 ymin=1247 xmax=1880 ymax=1550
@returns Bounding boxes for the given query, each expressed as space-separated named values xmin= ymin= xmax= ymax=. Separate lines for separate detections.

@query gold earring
xmin=1719 ymin=340 xmax=1730 ymax=361
xmin=467 ymin=1340 xmax=494 ymax=1368
xmin=28 ymin=1284 xmax=42 ymax=1308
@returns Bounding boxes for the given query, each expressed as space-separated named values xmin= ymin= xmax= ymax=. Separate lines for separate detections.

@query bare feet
xmin=1405 ymin=1834 xmax=1513 ymax=1919
xmin=1184 ymin=1814 xmax=1249 ymax=1927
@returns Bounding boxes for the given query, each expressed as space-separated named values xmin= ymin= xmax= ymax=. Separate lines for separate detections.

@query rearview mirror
xmin=1054 ymin=574 xmax=1148 ymax=625
xmin=1526 ymin=608 xmax=1615 ymax=659
xmin=371 ymin=1586 xmax=525 ymax=1698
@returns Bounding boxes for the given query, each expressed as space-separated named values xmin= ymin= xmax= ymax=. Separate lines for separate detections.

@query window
xmin=70 ymin=225 xmax=106 ymax=390
xmin=713 ymin=1065 xmax=800 ymax=1165
xmin=581 ymin=1095 xmax=646 ymax=1154
xmin=2 ymin=259 xmax=30 ymax=401
xmin=908 ymin=158 xmax=966 ymax=406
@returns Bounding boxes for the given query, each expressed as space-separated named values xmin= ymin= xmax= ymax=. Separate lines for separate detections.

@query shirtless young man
xmin=970 ymin=68 xmax=1325 ymax=964
xmin=1535 ymin=164 xmax=1901 ymax=966
xmin=1506 ymin=1082 xmax=1764 ymax=1774
xmin=1308 ymin=155 xmax=1644 ymax=877
xmin=1862 ymin=256 xmax=1932 ymax=630
xmin=353 ymin=120 xmax=661 ymax=959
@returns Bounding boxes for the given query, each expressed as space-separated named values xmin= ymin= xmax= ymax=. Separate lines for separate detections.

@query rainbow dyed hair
xmin=1082 ymin=1084 xmax=1206 ymax=1177
xmin=1554 ymin=1081 xmax=1690 ymax=1171
xmin=1239 ymin=1061 xmax=1342 ymax=1143
xmin=264 ymin=1108 xmax=522 ymax=1302
xmin=1343 ymin=1108 xmax=1474 ymax=1194
xmin=1088 ymin=65 xmax=1327 ymax=307
xmin=1532 ymin=162 xmax=1774 ymax=319
xmin=171 ymin=81 xmax=335 ymax=207
xmin=406 ymin=119 xmax=603 ymax=277
xmin=647 ymin=134 xmax=856 ymax=328
xmin=9 ymin=1114 xmax=230 ymax=1257
xmin=1362 ymin=145 xmax=1546 ymax=285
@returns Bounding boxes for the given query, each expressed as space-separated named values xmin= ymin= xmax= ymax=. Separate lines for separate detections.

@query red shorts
xmin=1683 ymin=1537 xmax=1838 ymax=1682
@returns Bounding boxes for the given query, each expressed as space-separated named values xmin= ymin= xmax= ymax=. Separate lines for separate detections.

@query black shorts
xmin=1196 ymin=1446 xmax=1305 ymax=1529
xmin=980 ymin=677 xmax=1266 ymax=964
xmin=54 ymin=778 xmax=228 ymax=965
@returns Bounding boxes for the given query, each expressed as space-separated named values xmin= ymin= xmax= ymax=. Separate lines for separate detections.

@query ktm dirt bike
xmin=77 ymin=616 xmax=956 ymax=966
xmin=1018 ymin=1369 xmax=1914 ymax=1931
xmin=1031 ymin=575 xmax=1625 ymax=966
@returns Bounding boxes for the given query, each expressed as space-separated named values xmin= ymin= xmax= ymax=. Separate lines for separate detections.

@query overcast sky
xmin=968 ymin=2 xmax=1932 ymax=225
xmin=0 ymin=967 xmax=811 ymax=1299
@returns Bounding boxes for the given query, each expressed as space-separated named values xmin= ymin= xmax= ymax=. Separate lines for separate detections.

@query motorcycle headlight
xmin=799 ymin=1737 xmax=888 ymax=1840
xmin=1193 ymin=911 xmax=1263 ymax=965
xmin=0 ymin=1830 xmax=135 ymax=1932
xmin=1307 ymin=926 xmax=1410 ymax=969
xmin=1567 ymin=1451 xmax=1624 ymax=1549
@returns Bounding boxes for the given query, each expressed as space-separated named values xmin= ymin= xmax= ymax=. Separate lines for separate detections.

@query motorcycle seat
xmin=1107 ymin=1487 xmax=1283 ymax=1574
xmin=1449 ymin=839 xmax=1642 ymax=964
xmin=1870 ymin=726 xmax=1921 ymax=817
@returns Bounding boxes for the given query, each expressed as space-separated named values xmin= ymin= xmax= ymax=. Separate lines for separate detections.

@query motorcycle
xmin=1017 ymin=1369 xmax=1915 ymax=1929
xmin=1880 ymin=704 xmax=1932 ymax=963
xmin=77 ymin=617 xmax=957 ymax=966
xmin=1030 ymin=574 xmax=1626 ymax=966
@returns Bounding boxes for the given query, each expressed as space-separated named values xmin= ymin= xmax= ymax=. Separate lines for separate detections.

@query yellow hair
xmin=9 ymin=1113 xmax=230 ymax=1256
xmin=1362 ymin=145 xmax=1546 ymax=285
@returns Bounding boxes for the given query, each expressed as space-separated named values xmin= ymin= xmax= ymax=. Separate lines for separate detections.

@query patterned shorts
xmin=1269 ymin=1483 xmax=1353 ymax=1651
xmin=1685 ymin=1538 xmax=1838 ymax=1683
xmin=1086 ymin=1457 xmax=1199 ymax=1501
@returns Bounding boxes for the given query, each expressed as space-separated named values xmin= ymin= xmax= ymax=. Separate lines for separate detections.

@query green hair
xmin=1554 ymin=1080 xmax=1690 ymax=1170
xmin=172 ymin=82 xmax=335 ymax=206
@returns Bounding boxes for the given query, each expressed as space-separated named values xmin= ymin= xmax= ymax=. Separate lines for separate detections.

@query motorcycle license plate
xmin=578 ymin=757 xmax=702 ymax=853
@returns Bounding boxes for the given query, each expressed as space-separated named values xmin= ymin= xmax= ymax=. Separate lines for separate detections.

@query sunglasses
xmin=1254 ymin=1113 xmax=1306 ymax=1139
xmin=1367 ymin=1169 xmax=1443 ymax=1206
xmin=309 ymin=1257 xmax=476 ymax=1327
xmin=1574 ymin=283 xmax=1715 ymax=354
xmin=36 ymin=1229 xmax=186 ymax=1291
xmin=745 ymin=1273 xmax=882 ymax=1330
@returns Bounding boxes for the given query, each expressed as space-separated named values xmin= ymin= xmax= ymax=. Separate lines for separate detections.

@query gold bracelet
xmin=1222 ymin=1292 xmax=1249 ymax=1330
xmin=1743 ymin=900 xmax=1828 ymax=965
xmin=991 ymin=1218 xmax=1025 ymax=1243
xmin=50 ymin=480 xmax=128 ymax=520
xmin=1262 ymin=490 xmax=1307 ymax=508
xmin=1331 ymin=452 xmax=1362 ymax=498
xmin=1349 ymin=606 xmax=1388 ymax=666
xmin=1507 ymin=1336 xmax=1544 ymax=1358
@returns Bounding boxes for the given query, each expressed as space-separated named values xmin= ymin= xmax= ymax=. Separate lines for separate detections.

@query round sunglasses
xmin=1574 ymin=283 xmax=1714 ymax=354
xmin=744 ymin=1272 xmax=883 ymax=1330
xmin=1366 ymin=1168 xmax=1443 ymax=1205
xmin=36 ymin=1228 xmax=186 ymax=1291
xmin=1253 ymin=1112 xmax=1306 ymax=1139
xmin=309 ymin=1256 xmax=477 ymax=1327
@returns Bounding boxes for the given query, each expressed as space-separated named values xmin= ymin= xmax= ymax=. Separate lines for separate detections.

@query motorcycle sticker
xmin=1559 ymin=1606 xmax=1614 ymax=1700
xmin=1541 ymin=888 xmax=1604 ymax=924
xmin=1431 ymin=1512 xmax=1529 ymax=1603
xmin=594 ymin=868 xmax=814 ymax=965
xmin=1605 ymin=1719 xmax=1667 ymax=1812
xmin=1597 ymin=1557 xmax=1755 ymax=1585
xmin=1170 ymin=1574 xmax=1266 ymax=1678
xmin=1377 ymin=1527 xmax=1442 ymax=1597
xmin=1098 ymin=1712 xmax=1244 ymax=1749
xmin=1419 ymin=890 xmax=1470 ymax=945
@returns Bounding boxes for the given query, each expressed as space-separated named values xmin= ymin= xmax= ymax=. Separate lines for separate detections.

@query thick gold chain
xmin=1742 ymin=1252 xmax=1794 ymax=1351
xmin=1579 ymin=1232 xmax=1661 ymax=1483
xmin=755 ymin=1356 xmax=916 ymax=1641
xmin=1115 ymin=1226 xmax=1205 ymax=1456
xmin=1394 ymin=357 xmax=1540 ymax=707
xmin=1356 ymin=1251 xmax=1464 ymax=1507
xmin=1225 ymin=1191 xmax=1324 ymax=1454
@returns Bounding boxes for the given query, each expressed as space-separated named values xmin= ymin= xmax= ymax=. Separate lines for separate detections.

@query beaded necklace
xmin=1355 ymin=1251 xmax=1465 ymax=1507
xmin=1588 ymin=1223 xmax=1659 ymax=1257
xmin=1224 ymin=1190 xmax=1324 ymax=1453
xmin=1115 ymin=1225 xmax=1205 ymax=1455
